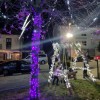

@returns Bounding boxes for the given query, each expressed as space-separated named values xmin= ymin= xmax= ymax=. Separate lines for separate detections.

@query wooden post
xmin=96 ymin=60 xmax=100 ymax=79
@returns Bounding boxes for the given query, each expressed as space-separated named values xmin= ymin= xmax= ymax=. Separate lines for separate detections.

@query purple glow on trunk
xmin=30 ymin=14 xmax=42 ymax=99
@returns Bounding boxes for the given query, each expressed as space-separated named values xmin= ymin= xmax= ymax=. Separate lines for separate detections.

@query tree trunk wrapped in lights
xmin=30 ymin=14 xmax=42 ymax=99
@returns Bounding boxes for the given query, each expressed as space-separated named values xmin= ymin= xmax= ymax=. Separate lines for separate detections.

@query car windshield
xmin=39 ymin=54 xmax=46 ymax=57
xmin=23 ymin=54 xmax=47 ymax=60
xmin=25 ymin=55 xmax=31 ymax=59
xmin=21 ymin=61 xmax=30 ymax=65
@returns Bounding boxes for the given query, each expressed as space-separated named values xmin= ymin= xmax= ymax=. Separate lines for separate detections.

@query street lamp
xmin=66 ymin=33 xmax=73 ymax=64
xmin=66 ymin=33 xmax=73 ymax=38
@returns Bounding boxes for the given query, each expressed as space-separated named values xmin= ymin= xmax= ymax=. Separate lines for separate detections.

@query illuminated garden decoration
xmin=48 ymin=42 xmax=96 ymax=96
xmin=0 ymin=0 xmax=99 ymax=99
xmin=48 ymin=43 xmax=61 ymax=84
xmin=48 ymin=43 xmax=72 ymax=95
xmin=72 ymin=43 xmax=96 ymax=82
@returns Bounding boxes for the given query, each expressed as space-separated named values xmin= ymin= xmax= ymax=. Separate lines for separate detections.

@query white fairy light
xmin=49 ymin=17 xmax=52 ymax=20
xmin=93 ymin=17 xmax=97 ymax=22
xmin=19 ymin=20 xmax=30 ymax=39
xmin=67 ymin=0 xmax=70 ymax=5
xmin=54 ymin=0 xmax=58 ymax=4
xmin=34 ymin=29 xmax=37 ymax=33
xmin=3 ymin=15 xmax=7 ymax=19
xmin=32 ymin=18 xmax=34 ymax=21
xmin=52 ymin=9 xmax=55 ymax=11
xmin=64 ymin=70 xmax=71 ymax=88
xmin=48 ymin=43 xmax=58 ymax=83
xmin=22 ymin=13 xmax=30 ymax=30
xmin=19 ymin=14 xmax=30 ymax=39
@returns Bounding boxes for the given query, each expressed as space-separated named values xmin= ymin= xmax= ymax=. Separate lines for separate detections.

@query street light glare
xmin=66 ymin=33 xmax=73 ymax=38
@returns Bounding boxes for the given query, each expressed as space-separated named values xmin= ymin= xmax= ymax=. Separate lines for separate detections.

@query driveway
xmin=0 ymin=61 xmax=99 ymax=92
xmin=0 ymin=64 xmax=49 ymax=92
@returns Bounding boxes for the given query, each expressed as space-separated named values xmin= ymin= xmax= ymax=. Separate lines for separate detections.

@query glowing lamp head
xmin=66 ymin=33 xmax=73 ymax=38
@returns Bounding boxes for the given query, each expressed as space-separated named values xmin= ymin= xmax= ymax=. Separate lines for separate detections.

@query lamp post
xmin=66 ymin=33 xmax=73 ymax=64
xmin=66 ymin=23 xmax=73 ymax=59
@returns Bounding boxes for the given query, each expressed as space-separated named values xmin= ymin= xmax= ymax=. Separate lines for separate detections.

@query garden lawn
xmin=0 ymin=79 xmax=100 ymax=100
xmin=70 ymin=79 xmax=100 ymax=100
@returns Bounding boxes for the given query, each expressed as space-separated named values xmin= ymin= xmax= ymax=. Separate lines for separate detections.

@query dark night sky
xmin=0 ymin=0 xmax=100 ymax=55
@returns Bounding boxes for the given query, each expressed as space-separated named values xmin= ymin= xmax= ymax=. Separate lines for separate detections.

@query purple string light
xmin=30 ymin=14 xmax=42 ymax=99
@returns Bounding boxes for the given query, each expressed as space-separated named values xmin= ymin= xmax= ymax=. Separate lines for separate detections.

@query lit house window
xmin=81 ymin=34 xmax=86 ymax=36
xmin=0 ymin=44 xmax=2 ymax=49
xmin=6 ymin=38 xmax=12 ymax=49
xmin=82 ymin=41 xmax=87 ymax=46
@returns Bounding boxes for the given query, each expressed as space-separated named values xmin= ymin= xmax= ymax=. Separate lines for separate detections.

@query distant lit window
xmin=81 ymin=34 xmax=86 ymax=36
xmin=6 ymin=38 xmax=12 ymax=49
xmin=0 ymin=44 xmax=2 ymax=49
xmin=82 ymin=41 xmax=87 ymax=46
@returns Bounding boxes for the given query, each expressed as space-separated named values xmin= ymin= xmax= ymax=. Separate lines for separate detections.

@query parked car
xmin=39 ymin=54 xmax=48 ymax=64
xmin=0 ymin=60 xmax=30 ymax=76
xmin=22 ymin=54 xmax=48 ymax=64
xmin=0 ymin=61 xmax=15 ymax=76
xmin=94 ymin=55 xmax=100 ymax=60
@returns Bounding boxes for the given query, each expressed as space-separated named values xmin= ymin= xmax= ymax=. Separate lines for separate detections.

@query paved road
xmin=0 ymin=61 xmax=99 ymax=92
xmin=0 ymin=64 xmax=49 ymax=92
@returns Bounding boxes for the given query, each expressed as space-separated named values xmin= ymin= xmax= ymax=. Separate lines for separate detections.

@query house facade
xmin=0 ymin=34 xmax=22 ymax=61
xmin=53 ymin=24 xmax=100 ymax=57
